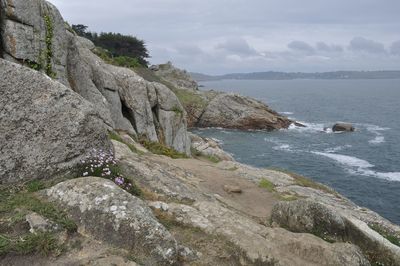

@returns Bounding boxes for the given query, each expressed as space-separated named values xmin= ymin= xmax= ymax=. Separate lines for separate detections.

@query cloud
xmin=287 ymin=41 xmax=315 ymax=54
xmin=390 ymin=41 xmax=400 ymax=55
xmin=215 ymin=37 xmax=259 ymax=56
xmin=316 ymin=42 xmax=343 ymax=52
xmin=349 ymin=37 xmax=386 ymax=54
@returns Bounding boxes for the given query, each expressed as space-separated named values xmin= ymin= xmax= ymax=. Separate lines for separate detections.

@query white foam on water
xmin=273 ymin=144 xmax=293 ymax=152
xmin=312 ymin=151 xmax=400 ymax=182
xmin=324 ymin=145 xmax=352 ymax=153
xmin=287 ymin=122 xmax=329 ymax=133
xmin=281 ymin=111 xmax=294 ymax=115
xmin=312 ymin=152 xmax=374 ymax=168
xmin=369 ymin=135 xmax=385 ymax=144
xmin=362 ymin=124 xmax=390 ymax=144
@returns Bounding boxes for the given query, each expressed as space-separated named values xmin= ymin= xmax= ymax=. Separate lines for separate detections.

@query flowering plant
xmin=79 ymin=149 xmax=141 ymax=195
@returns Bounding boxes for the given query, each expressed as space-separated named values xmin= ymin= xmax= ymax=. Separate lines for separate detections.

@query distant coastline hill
xmin=190 ymin=70 xmax=400 ymax=81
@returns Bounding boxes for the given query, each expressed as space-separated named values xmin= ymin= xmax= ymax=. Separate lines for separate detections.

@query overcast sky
xmin=49 ymin=0 xmax=400 ymax=74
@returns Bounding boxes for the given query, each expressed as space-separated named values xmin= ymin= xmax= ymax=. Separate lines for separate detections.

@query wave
xmin=324 ymin=145 xmax=352 ymax=153
xmin=281 ymin=111 xmax=294 ymax=115
xmin=363 ymin=124 xmax=389 ymax=145
xmin=287 ymin=122 xmax=329 ymax=133
xmin=312 ymin=151 xmax=400 ymax=182
xmin=273 ymin=144 xmax=293 ymax=152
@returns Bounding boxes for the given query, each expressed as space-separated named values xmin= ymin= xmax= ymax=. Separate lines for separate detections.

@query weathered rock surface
xmin=44 ymin=177 xmax=180 ymax=265
xmin=0 ymin=59 xmax=110 ymax=184
xmin=190 ymin=132 xmax=234 ymax=161
xmin=0 ymin=0 xmax=69 ymax=85
xmin=198 ymin=93 xmax=292 ymax=130
xmin=1 ymin=0 xmax=191 ymax=155
xmin=332 ymin=122 xmax=355 ymax=132
xmin=149 ymin=63 xmax=294 ymax=130
xmin=151 ymin=61 xmax=198 ymax=91
xmin=114 ymin=140 xmax=371 ymax=265
xmin=272 ymin=200 xmax=400 ymax=265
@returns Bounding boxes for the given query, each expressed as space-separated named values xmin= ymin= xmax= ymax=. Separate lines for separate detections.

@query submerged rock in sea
xmin=332 ymin=123 xmax=355 ymax=132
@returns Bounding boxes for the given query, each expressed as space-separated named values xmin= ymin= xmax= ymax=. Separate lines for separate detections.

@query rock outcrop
xmin=0 ymin=0 xmax=191 ymax=155
xmin=44 ymin=177 xmax=180 ymax=265
xmin=151 ymin=61 xmax=198 ymax=91
xmin=198 ymin=93 xmax=292 ymax=130
xmin=150 ymin=63 xmax=294 ymax=130
xmin=332 ymin=122 xmax=355 ymax=132
xmin=0 ymin=0 xmax=69 ymax=86
xmin=271 ymin=200 xmax=400 ymax=266
xmin=189 ymin=133 xmax=234 ymax=161
xmin=0 ymin=59 xmax=110 ymax=184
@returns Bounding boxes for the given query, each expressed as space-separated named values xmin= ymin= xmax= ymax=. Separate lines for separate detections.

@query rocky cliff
xmin=1 ymin=0 xmax=399 ymax=265
xmin=150 ymin=62 xmax=293 ymax=130
xmin=0 ymin=0 xmax=190 ymax=155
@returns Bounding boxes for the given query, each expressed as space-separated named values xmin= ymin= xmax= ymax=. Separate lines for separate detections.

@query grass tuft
xmin=259 ymin=179 xmax=275 ymax=192
xmin=139 ymin=138 xmax=188 ymax=159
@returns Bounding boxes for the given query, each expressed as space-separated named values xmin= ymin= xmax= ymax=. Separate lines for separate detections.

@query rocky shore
xmin=1 ymin=0 xmax=399 ymax=265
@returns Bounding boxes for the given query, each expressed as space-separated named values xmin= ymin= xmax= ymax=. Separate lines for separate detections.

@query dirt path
xmin=153 ymin=156 xmax=277 ymax=219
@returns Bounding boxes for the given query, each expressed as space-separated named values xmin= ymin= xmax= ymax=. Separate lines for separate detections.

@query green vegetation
xmin=44 ymin=14 xmax=56 ymax=78
xmin=369 ymin=223 xmax=400 ymax=247
xmin=93 ymin=47 xmax=142 ymax=68
xmin=0 ymin=186 xmax=77 ymax=233
xmin=259 ymin=178 xmax=275 ymax=192
xmin=139 ymin=138 xmax=188 ymax=159
xmin=269 ymin=168 xmax=339 ymax=196
xmin=25 ymin=59 xmax=42 ymax=71
xmin=108 ymin=131 xmax=143 ymax=155
xmin=72 ymin=24 xmax=149 ymax=66
xmin=191 ymin=147 xmax=221 ymax=163
xmin=0 ymin=232 xmax=62 ymax=256
xmin=171 ymin=105 xmax=183 ymax=115
xmin=0 ymin=183 xmax=75 ymax=257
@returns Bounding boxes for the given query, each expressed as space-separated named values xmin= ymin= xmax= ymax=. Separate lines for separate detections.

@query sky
xmin=48 ymin=0 xmax=400 ymax=74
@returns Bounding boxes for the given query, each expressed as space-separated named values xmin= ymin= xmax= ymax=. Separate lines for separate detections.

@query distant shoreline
xmin=191 ymin=70 xmax=400 ymax=81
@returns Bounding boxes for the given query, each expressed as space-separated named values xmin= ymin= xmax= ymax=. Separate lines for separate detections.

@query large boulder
xmin=198 ymin=93 xmax=292 ymax=130
xmin=0 ymin=0 xmax=70 ymax=86
xmin=332 ymin=123 xmax=355 ymax=132
xmin=43 ymin=177 xmax=180 ymax=265
xmin=271 ymin=200 xmax=400 ymax=265
xmin=0 ymin=59 xmax=110 ymax=184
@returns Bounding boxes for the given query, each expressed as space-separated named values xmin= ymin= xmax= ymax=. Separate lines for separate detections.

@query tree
xmin=71 ymin=24 xmax=150 ymax=67
xmin=71 ymin=24 xmax=88 ymax=36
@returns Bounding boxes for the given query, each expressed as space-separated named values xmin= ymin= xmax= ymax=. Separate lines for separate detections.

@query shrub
xmin=79 ymin=149 xmax=142 ymax=196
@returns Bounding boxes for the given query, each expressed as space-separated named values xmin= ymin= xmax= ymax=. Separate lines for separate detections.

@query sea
xmin=193 ymin=79 xmax=400 ymax=225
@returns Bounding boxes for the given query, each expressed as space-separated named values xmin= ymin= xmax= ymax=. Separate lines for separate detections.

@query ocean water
xmin=194 ymin=79 xmax=400 ymax=224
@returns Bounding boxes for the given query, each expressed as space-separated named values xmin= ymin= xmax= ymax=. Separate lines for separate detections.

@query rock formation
xmin=150 ymin=63 xmax=294 ymax=130
xmin=0 ymin=59 xmax=110 ymax=184
xmin=0 ymin=0 xmax=191 ymax=155
xmin=1 ymin=1 xmax=400 ymax=265
xmin=332 ymin=122 xmax=355 ymax=132
xmin=151 ymin=61 xmax=199 ymax=91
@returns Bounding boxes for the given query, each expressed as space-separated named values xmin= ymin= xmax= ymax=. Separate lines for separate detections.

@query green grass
xmin=259 ymin=179 xmax=275 ymax=192
xmin=0 ymin=232 xmax=62 ymax=256
xmin=369 ymin=223 xmax=400 ymax=247
xmin=139 ymin=138 xmax=188 ymax=159
xmin=0 ymin=187 xmax=77 ymax=233
xmin=0 ymin=184 xmax=74 ymax=257
xmin=269 ymin=168 xmax=339 ymax=196
xmin=108 ymin=131 xmax=143 ymax=155
xmin=191 ymin=147 xmax=221 ymax=163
